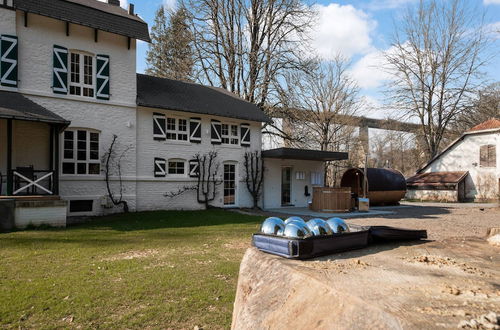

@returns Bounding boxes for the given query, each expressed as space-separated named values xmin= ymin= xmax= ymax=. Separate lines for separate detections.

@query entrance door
xmin=223 ymin=163 xmax=236 ymax=206
xmin=281 ymin=167 xmax=292 ymax=206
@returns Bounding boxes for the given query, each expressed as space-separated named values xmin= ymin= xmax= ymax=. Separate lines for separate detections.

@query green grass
xmin=0 ymin=210 xmax=263 ymax=329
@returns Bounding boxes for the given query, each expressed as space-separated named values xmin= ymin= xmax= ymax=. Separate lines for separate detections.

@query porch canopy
xmin=0 ymin=91 xmax=69 ymax=125
xmin=1 ymin=91 xmax=69 ymax=196
xmin=262 ymin=148 xmax=348 ymax=161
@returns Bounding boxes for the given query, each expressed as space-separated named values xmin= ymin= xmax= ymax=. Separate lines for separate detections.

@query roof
xmin=407 ymin=171 xmax=468 ymax=186
xmin=136 ymin=74 xmax=271 ymax=123
xmin=418 ymin=119 xmax=500 ymax=173
xmin=262 ymin=148 xmax=348 ymax=161
xmin=468 ymin=118 xmax=500 ymax=132
xmin=0 ymin=91 xmax=70 ymax=125
xmin=14 ymin=0 xmax=150 ymax=42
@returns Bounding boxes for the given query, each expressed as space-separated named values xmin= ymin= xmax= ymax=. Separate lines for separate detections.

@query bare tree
xmin=102 ymin=135 xmax=131 ymax=213
xmin=186 ymin=0 xmax=313 ymax=105
xmin=165 ymin=151 xmax=222 ymax=209
xmin=146 ymin=6 xmax=194 ymax=81
xmin=452 ymin=82 xmax=500 ymax=134
xmin=276 ymin=57 xmax=363 ymax=185
xmin=384 ymin=0 xmax=489 ymax=159
xmin=243 ymin=151 xmax=264 ymax=208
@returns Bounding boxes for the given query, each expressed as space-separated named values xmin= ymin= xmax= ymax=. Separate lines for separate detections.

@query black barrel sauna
xmin=340 ymin=168 xmax=406 ymax=205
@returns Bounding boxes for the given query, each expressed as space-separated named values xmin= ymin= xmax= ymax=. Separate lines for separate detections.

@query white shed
xmin=407 ymin=119 xmax=500 ymax=202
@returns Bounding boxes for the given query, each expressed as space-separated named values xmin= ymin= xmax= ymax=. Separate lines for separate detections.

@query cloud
xmin=484 ymin=21 xmax=500 ymax=38
xmin=364 ymin=0 xmax=417 ymax=11
xmin=350 ymin=49 xmax=392 ymax=89
xmin=484 ymin=0 xmax=500 ymax=5
xmin=163 ymin=0 xmax=177 ymax=11
xmin=309 ymin=4 xmax=377 ymax=60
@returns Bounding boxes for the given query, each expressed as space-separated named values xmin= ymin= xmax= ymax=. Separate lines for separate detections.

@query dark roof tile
xmin=0 ymin=91 xmax=70 ymax=124
xmin=15 ymin=0 xmax=150 ymax=41
xmin=136 ymin=74 xmax=270 ymax=123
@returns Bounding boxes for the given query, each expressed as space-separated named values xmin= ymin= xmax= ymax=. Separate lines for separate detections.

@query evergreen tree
xmin=146 ymin=6 xmax=194 ymax=81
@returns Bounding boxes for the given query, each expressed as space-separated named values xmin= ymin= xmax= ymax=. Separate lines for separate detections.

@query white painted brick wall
xmin=263 ymin=158 xmax=324 ymax=209
xmin=136 ymin=107 xmax=262 ymax=211
xmin=0 ymin=6 xmax=16 ymax=35
xmin=14 ymin=11 xmax=137 ymax=106
xmin=15 ymin=206 xmax=67 ymax=228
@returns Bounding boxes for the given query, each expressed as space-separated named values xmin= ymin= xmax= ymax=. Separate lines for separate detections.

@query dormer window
xmin=69 ymin=52 xmax=94 ymax=97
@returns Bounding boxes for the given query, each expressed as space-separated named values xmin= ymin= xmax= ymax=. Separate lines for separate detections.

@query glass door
xmin=224 ymin=163 xmax=236 ymax=205
xmin=281 ymin=167 xmax=292 ymax=205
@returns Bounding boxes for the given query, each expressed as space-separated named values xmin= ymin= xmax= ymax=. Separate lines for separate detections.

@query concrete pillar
xmin=359 ymin=125 xmax=369 ymax=155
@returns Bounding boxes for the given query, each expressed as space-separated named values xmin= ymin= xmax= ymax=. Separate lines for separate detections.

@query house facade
xmin=0 ymin=0 xmax=346 ymax=228
xmin=406 ymin=119 xmax=500 ymax=202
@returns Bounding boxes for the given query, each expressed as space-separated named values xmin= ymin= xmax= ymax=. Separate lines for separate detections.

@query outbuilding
xmin=406 ymin=119 xmax=500 ymax=202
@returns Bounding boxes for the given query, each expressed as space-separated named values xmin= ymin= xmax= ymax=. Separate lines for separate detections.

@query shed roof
xmin=407 ymin=171 xmax=468 ymax=186
xmin=137 ymin=74 xmax=270 ymax=123
xmin=15 ymin=0 xmax=150 ymax=42
xmin=0 ymin=91 xmax=70 ymax=125
xmin=262 ymin=148 xmax=348 ymax=161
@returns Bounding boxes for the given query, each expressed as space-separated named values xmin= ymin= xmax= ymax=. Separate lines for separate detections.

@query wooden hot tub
xmin=310 ymin=187 xmax=351 ymax=213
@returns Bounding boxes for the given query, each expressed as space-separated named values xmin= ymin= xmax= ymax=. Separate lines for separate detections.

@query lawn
xmin=0 ymin=210 xmax=263 ymax=329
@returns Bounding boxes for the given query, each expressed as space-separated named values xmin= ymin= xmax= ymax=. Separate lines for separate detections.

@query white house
xmin=406 ymin=119 xmax=500 ymax=202
xmin=0 ymin=0 xmax=345 ymax=229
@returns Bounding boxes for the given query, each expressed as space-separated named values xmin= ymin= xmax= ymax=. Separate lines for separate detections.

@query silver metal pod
xmin=326 ymin=217 xmax=350 ymax=234
xmin=284 ymin=216 xmax=306 ymax=225
xmin=283 ymin=222 xmax=313 ymax=239
xmin=260 ymin=217 xmax=285 ymax=236
xmin=306 ymin=218 xmax=333 ymax=236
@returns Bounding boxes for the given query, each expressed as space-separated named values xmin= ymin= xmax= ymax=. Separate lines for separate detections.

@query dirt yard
xmin=246 ymin=202 xmax=500 ymax=240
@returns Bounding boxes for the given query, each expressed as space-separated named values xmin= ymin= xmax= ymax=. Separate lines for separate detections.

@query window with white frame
xmin=166 ymin=117 xmax=188 ymax=141
xmin=69 ymin=51 xmax=94 ymax=97
xmin=221 ymin=123 xmax=239 ymax=145
xmin=168 ymin=159 xmax=186 ymax=175
xmin=62 ymin=129 xmax=100 ymax=175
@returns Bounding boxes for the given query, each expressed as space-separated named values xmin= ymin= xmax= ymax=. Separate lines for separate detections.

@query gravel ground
xmin=240 ymin=203 xmax=500 ymax=241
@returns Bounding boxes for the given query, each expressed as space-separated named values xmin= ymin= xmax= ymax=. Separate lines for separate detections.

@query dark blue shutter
xmin=153 ymin=113 xmax=166 ymax=140
xmin=241 ymin=123 xmax=250 ymax=147
xmin=154 ymin=158 xmax=166 ymax=177
xmin=211 ymin=120 xmax=222 ymax=144
xmin=189 ymin=159 xmax=199 ymax=177
xmin=53 ymin=45 xmax=68 ymax=94
xmin=0 ymin=35 xmax=18 ymax=87
xmin=96 ymin=54 xmax=110 ymax=100
xmin=189 ymin=118 xmax=202 ymax=143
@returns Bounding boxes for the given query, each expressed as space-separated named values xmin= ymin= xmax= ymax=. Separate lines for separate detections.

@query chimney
xmin=107 ymin=0 xmax=120 ymax=6
xmin=128 ymin=3 xmax=134 ymax=15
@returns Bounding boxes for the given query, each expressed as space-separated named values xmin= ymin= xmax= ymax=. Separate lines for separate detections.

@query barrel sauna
xmin=340 ymin=168 xmax=406 ymax=205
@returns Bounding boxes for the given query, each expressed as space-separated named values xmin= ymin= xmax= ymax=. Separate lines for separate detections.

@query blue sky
xmin=116 ymin=0 xmax=500 ymax=118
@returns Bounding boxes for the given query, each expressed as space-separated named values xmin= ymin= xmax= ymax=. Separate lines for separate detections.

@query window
xmin=224 ymin=163 xmax=236 ymax=205
xmin=69 ymin=200 xmax=93 ymax=213
xmin=166 ymin=117 xmax=188 ymax=141
xmin=480 ymin=145 xmax=496 ymax=168
xmin=221 ymin=124 xmax=239 ymax=145
xmin=62 ymin=129 xmax=100 ymax=175
xmin=69 ymin=52 xmax=94 ymax=97
xmin=168 ymin=159 xmax=186 ymax=175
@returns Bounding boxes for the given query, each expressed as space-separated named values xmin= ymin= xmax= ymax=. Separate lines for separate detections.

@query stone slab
xmin=232 ymin=239 xmax=500 ymax=329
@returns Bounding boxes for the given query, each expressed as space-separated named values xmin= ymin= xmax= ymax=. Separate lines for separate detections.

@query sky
xmin=110 ymin=0 xmax=500 ymax=119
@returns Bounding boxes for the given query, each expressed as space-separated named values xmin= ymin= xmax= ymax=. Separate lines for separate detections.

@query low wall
xmin=406 ymin=189 xmax=458 ymax=202
xmin=14 ymin=200 xmax=67 ymax=228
